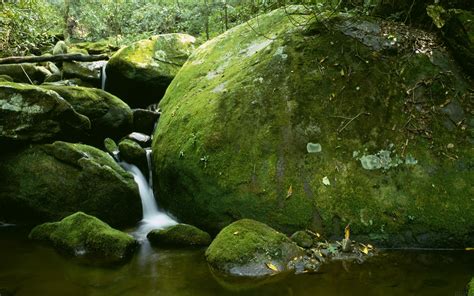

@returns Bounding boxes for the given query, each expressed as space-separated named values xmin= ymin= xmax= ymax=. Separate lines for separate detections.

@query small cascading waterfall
xmin=119 ymin=148 xmax=177 ymax=241
xmin=101 ymin=64 xmax=107 ymax=91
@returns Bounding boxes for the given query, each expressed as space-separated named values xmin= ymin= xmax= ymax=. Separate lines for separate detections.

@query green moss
xmin=290 ymin=231 xmax=313 ymax=248
xmin=0 ymin=64 xmax=49 ymax=84
xmin=0 ymin=75 xmax=13 ymax=82
xmin=62 ymin=61 xmax=100 ymax=83
xmin=118 ymin=139 xmax=146 ymax=169
xmin=147 ymin=223 xmax=211 ymax=246
xmin=29 ymin=212 xmax=137 ymax=264
xmin=153 ymin=6 xmax=473 ymax=247
xmin=104 ymin=137 xmax=119 ymax=155
xmin=468 ymin=278 xmax=474 ymax=296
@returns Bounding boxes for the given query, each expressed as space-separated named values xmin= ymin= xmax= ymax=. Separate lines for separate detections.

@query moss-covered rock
xmin=0 ymin=82 xmax=90 ymax=144
xmin=41 ymin=85 xmax=132 ymax=139
xmin=29 ymin=212 xmax=137 ymax=264
xmin=205 ymin=219 xmax=303 ymax=276
xmin=468 ymin=277 xmax=474 ymax=296
xmin=62 ymin=61 xmax=101 ymax=86
xmin=153 ymin=6 xmax=474 ymax=247
xmin=52 ymin=41 xmax=68 ymax=55
xmin=104 ymin=137 xmax=119 ymax=155
xmin=147 ymin=223 xmax=211 ymax=247
xmin=118 ymin=139 xmax=146 ymax=170
xmin=0 ymin=63 xmax=51 ymax=84
xmin=105 ymin=34 xmax=196 ymax=107
xmin=0 ymin=141 xmax=141 ymax=226
xmin=290 ymin=231 xmax=313 ymax=248
xmin=72 ymin=40 xmax=115 ymax=54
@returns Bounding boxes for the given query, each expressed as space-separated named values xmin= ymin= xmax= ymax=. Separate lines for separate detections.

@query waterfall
xmin=119 ymin=149 xmax=177 ymax=241
xmin=101 ymin=64 xmax=107 ymax=90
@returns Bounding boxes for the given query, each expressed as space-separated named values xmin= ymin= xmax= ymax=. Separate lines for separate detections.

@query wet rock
xmin=147 ymin=223 xmax=211 ymax=247
xmin=126 ymin=132 xmax=151 ymax=147
xmin=29 ymin=212 xmax=137 ymax=264
xmin=105 ymin=33 xmax=196 ymax=107
xmin=41 ymin=85 xmax=132 ymax=139
xmin=290 ymin=231 xmax=313 ymax=248
xmin=0 ymin=141 xmax=141 ymax=227
xmin=205 ymin=219 xmax=303 ymax=277
xmin=132 ymin=108 xmax=160 ymax=134
xmin=0 ymin=82 xmax=90 ymax=144
xmin=152 ymin=6 xmax=473 ymax=247
xmin=118 ymin=139 xmax=147 ymax=170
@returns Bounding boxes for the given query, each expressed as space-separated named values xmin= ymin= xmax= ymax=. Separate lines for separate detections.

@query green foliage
xmin=0 ymin=0 xmax=62 ymax=56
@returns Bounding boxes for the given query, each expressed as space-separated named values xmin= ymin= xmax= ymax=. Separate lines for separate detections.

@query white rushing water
xmin=119 ymin=149 xmax=177 ymax=241
xmin=101 ymin=64 xmax=107 ymax=90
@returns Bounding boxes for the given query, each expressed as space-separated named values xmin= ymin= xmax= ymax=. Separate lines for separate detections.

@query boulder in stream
xmin=152 ymin=6 xmax=473 ymax=247
xmin=105 ymin=33 xmax=196 ymax=107
xmin=147 ymin=223 xmax=211 ymax=247
xmin=205 ymin=219 xmax=303 ymax=277
xmin=29 ymin=212 xmax=137 ymax=264
xmin=0 ymin=141 xmax=141 ymax=227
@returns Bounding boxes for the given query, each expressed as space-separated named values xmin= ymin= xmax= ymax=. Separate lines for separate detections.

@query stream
xmin=0 ymin=225 xmax=472 ymax=296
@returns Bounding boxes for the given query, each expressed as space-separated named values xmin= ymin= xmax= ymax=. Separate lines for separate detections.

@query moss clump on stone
xmin=29 ymin=212 xmax=137 ymax=264
xmin=0 ymin=141 xmax=141 ymax=227
xmin=152 ymin=6 xmax=473 ymax=247
xmin=205 ymin=219 xmax=303 ymax=276
xmin=147 ymin=223 xmax=211 ymax=247
xmin=0 ymin=63 xmax=50 ymax=84
xmin=468 ymin=278 xmax=474 ymax=296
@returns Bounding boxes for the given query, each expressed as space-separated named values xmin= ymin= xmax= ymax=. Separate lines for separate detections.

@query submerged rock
xmin=105 ymin=33 xmax=196 ymax=107
xmin=205 ymin=219 xmax=303 ymax=277
xmin=41 ymin=85 xmax=132 ymax=139
xmin=153 ymin=6 xmax=473 ymax=247
xmin=29 ymin=212 xmax=137 ymax=264
xmin=0 ymin=82 xmax=90 ymax=144
xmin=147 ymin=223 xmax=211 ymax=247
xmin=0 ymin=141 xmax=141 ymax=226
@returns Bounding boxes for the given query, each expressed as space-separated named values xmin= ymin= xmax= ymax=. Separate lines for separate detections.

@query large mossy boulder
xmin=41 ymin=85 xmax=132 ymax=139
xmin=0 ymin=141 xmax=141 ymax=226
xmin=152 ymin=6 xmax=474 ymax=247
xmin=0 ymin=82 xmax=90 ymax=144
xmin=147 ymin=223 xmax=211 ymax=247
xmin=105 ymin=33 xmax=196 ymax=107
xmin=29 ymin=212 xmax=137 ymax=264
xmin=468 ymin=278 xmax=474 ymax=296
xmin=205 ymin=219 xmax=303 ymax=276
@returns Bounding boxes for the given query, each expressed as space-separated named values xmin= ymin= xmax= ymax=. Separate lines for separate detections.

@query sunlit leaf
xmin=360 ymin=246 xmax=369 ymax=255
xmin=344 ymin=224 xmax=350 ymax=240
xmin=286 ymin=185 xmax=293 ymax=199
xmin=465 ymin=247 xmax=474 ymax=251
xmin=233 ymin=231 xmax=239 ymax=235
xmin=265 ymin=262 xmax=279 ymax=272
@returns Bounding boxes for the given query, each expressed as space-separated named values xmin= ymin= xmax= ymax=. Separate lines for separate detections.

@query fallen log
xmin=0 ymin=53 xmax=109 ymax=65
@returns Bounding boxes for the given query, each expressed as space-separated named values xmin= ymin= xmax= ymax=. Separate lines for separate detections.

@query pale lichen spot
xmin=307 ymin=142 xmax=322 ymax=153
xmin=244 ymin=39 xmax=273 ymax=57
xmin=212 ymin=83 xmax=227 ymax=93
xmin=273 ymin=46 xmax=288 ymax=59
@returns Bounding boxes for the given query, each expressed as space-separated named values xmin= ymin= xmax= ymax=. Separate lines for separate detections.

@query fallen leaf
xmin=265 ymin=262 xmax=279 ymax=272
xmin=465 ymin=247 xmax=474 ymax=251
xmin=322 ymin=176 xmax=331 ymax=186
xmin=361 ymin=246 xmax=369 ymax=255
xmin=233 ymin=231 xmax=239 ymax=235
xmin=344 ymin=224 xmax=350 ymax=240
xmin=367 ymin=244 xmax=373 ymax=249
xmin=286 ymin=185 xmax=293 ymax=199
